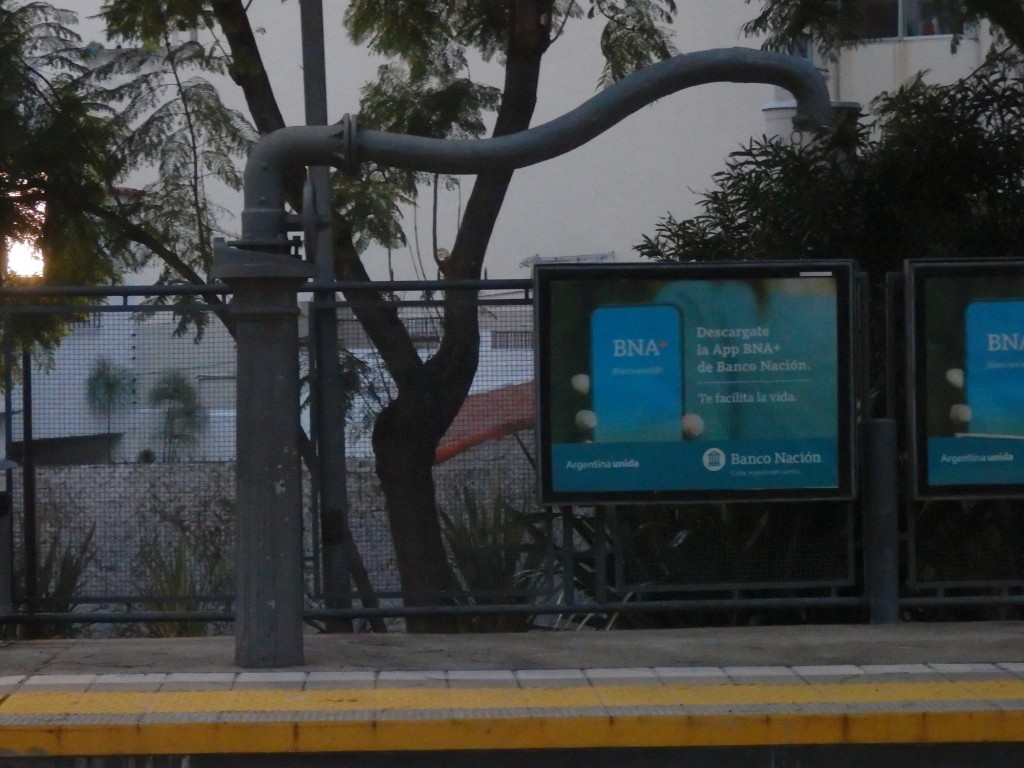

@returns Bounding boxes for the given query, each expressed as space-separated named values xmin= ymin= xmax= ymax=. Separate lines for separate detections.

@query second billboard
xmin=906 ymin=260 xmax=1024 ymax=498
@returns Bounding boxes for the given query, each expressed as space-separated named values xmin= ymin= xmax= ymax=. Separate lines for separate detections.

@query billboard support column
xmin=865 ymin=418 xmax=900 ymax=624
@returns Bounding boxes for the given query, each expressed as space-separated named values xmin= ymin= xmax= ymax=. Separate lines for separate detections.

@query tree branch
xmin=209 ymin=0 xmax=287 ymax=135
xmin=80 ymin=200 xmax=211 ymax=289
xmin=425 ymin=0 xmax=552 ymax=431
xmin=334 ymin=234 xmax=424 ymax=390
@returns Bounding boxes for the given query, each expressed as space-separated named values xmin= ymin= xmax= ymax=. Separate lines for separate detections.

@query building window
xmin=861 ymin=0 xmax=963 ymax=39
xmin=491 ymin=330 xmax=533 ymax=349
xmin=404 ymin=316 xmax=440 ymax=344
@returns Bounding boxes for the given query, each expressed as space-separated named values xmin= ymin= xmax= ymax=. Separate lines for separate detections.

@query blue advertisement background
xmin=965 ymin=301 xmax=1024 ymax=437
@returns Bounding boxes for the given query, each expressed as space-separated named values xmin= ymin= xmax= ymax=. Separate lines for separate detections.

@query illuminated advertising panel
xmin=907 ymin=260 xmax=1024 ymax=498
xmin=535 ymin=261 xmax=856 ymax=505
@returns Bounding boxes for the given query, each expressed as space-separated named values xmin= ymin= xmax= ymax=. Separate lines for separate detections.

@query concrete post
xmin=212 ymin=244 xmax=315 ymax=667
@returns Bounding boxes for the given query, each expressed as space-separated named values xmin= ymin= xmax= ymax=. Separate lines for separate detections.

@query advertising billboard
xmin=906 ymin=260 xmax=1024 ymax=498
xmin=535 ymin=261 xmax=856 ymax=505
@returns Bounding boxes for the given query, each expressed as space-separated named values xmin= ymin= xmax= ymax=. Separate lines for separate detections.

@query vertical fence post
xmin=20 ymin=347 xmax=36 ymax=611
xmin=213 ymin=244 xmax=315 ymax=668
xmin=0 ymin=461 xmax=15 ymax=617
xmin=865 ymin=418 xmax=900 ymax=624
xmin=560 ymin=506 xmax=576 ymax=608
xmin=300 ymin=0 xmax=352 ymax=630
xmin=1 ymin=314 xmax=13 ymax=617
xmin=594 ymin=506 xmax=608 ymax=605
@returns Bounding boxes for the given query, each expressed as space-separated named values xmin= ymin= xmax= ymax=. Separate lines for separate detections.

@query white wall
xmin=828 ymin=27 xmax=992 ymax=107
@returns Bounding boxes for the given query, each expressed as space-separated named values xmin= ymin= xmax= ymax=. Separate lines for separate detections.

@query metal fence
xmin=0 ymin=281 xmax=1018 ymax=637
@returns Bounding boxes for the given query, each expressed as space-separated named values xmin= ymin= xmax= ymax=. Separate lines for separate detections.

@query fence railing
xmin=0 ymin=280 xmax=1020 ymax=636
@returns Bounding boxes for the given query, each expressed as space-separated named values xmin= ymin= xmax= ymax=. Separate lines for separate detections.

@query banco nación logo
xmin=702 ymin=447 xmax=726 ymax=472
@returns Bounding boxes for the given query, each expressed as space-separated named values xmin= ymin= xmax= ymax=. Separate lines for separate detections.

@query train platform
xmin=1 ymin=622 xmax=1024 ymax=764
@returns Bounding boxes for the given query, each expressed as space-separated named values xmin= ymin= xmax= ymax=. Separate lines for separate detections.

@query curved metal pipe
xmin=361 ymin=48 xmax=830 ymax=173
xmin=242 ymin=47 xmax=831 ymax=244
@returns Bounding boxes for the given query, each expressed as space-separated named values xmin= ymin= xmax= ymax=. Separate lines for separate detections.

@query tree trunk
xmin=360 ymin=1 xmax=553 ymax=631
xmin=372 ymin=382 xmax=462 ymax=633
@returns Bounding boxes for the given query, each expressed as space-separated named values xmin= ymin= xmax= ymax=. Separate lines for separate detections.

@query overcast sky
xmin=79 ymin=1 xmax=783 ymax=281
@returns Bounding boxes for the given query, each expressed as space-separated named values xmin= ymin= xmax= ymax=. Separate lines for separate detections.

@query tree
xmin=0 ymin=2 xmax=118 ymax=284
xmin=85 ymin=357 xmax=133 ymax=459
xmin=149 ymin=369 xmax=205 ymax=461
xmin=0 ymin=1 xmax=134 ymax=359
xmin=637 ymin=47 xmax=1024 ymax=273
xmin=333 ymin=1 xmax=678 ymax=630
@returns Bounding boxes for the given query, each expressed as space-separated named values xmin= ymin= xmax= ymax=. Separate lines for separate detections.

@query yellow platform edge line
xmin=4 ymin=711 xmax=1024 ymax=757
xmin=4 ymin=679 xmax=1024 ymax=716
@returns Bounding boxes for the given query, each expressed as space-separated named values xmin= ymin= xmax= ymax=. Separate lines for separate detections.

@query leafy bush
xmin=439 ymin=485 xmax=548 ymax=632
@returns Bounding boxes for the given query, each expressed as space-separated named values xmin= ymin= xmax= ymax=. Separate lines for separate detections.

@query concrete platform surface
xmin=1 ymin=621 xmax=1022 ymax=674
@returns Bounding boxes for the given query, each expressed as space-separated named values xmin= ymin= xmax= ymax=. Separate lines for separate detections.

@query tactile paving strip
xmin=2 ymin=665 xmax=1024 ymax=756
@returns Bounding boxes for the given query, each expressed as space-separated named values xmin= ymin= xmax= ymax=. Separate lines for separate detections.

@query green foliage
xmin=346 ymin=59 xmax=501 ymax=252
xmin=149 ymin=369 xmax=204 ymax=461
xmin=635 ymin=123 xmax=866 ymax=265
xmin=636 ymin=47 xmax=1024 ymax=279
xmin=346 ymin=0 xmax=678 ymax=80
xmin=0 ymin=2 xmax=125 ymax=289
xmin=590 ymin=0 xmax=679 ymax=85
xmin=524 ymin=503 xmax=853 ymax=630
xmin=87 ymin=28 xmax=256 ymax=282
xmin=99 ymin=0 xmax=214 ymax=50
xmin=744 ymin=0 xmax=886 ymax=58
xmin=345 ymin=0 xmax=516 ymax=72
xmin=331 ymin=170 xmax=411 ymax=255
xmin=132 ymin=492 xmax=234 ymax=638
xmin=3 ymin=0 xmax=681 ymax=290
xmin=86 ymin=357 xmax=134 ymax=460
xmin=439 ymin=485 xmax=547 ymax=631
xmin=1 ymin=1 xmax=255 ymax=349
xmin=85 ymin=357 xmax=133 ymax=418
xmin=135 ymin=536 xmax=221 ymax=637
xmin=343 ymin=0 xmax=679 ymax=251
xmin=28 ymin=524 xmax=97 ymax=638
xmin=361 ymin=63 xmax=501 ymax=142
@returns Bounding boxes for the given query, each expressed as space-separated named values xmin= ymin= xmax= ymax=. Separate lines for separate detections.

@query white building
xmin=826 ymin=1 xmax=993 ymax=102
